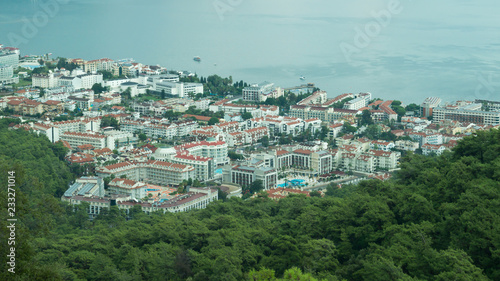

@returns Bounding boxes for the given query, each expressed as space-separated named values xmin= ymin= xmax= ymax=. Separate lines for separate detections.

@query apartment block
xmin=96 ymin=160 xmax=195 ymax=186
xmin=223 ymin=165 xmax=277 ymax=190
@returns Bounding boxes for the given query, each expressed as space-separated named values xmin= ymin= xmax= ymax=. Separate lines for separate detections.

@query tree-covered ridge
xmin=0 ymin=119 xmax=75 ymax=279
xmin=0 ymin=122 xmax=499 ymax=280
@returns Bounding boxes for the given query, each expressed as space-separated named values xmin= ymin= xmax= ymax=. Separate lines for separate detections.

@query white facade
xmin=108 ymin=178 xmax=147 ymax=200
xmin=96 ymin=160 xmax=195 ymax=186
xmin=0 ymin=48 xmax=19 ymax=68
xmin=0 ymin=64 xmax=17 ymax=84
xmin=60 ymin=131 xmax=110 ymax=149
xmin=32 ymin=73 xmax=59 ymax=88
xmin=243 ymin=81 xmax=274 ymax=101
xmin=155 ymin=82 xmax=203 ymax=98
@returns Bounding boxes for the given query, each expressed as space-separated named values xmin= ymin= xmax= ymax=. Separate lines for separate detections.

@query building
xmin=0 ymin=64 xmax=18 ymax=84
xmin=58 ymin=73 xmax=103 ymax=90
xmin=82 ymin=58 xmax=114 ymax=73
xmin=276 ymin=149 xmax=292 ymax=170
xmin=0 ymin=46 xmax=19 ymax=82
xmin=108 ymin=178 xmax=148 ymax=200
xmin=171 ymin=152 xmax=216 ymax=181
xmin=60 ymin=131 xmax=110 ymax=149
xmin=153 ymin=146 xmax=217 ymax=181
xmin=43 ymin=100 xmax=65 ymax=113
xmin=53 ymin=117 xmax=101 ymax=133
xmin=61 ymin=187 xmax=218 ymax=219
xmin=63 ymin=177 xmax=105 ymax=198
xmin=422 ymin=143 xmax=447 ymax=156
xmin=32 ymin=73 xmax=59 ymax=88
xmin=311 ymin=150 xmax=333 ymax=175
xmin=155 ymin=81 xmax=203 ymax=98
xmin=433 ymin=106 xmax=500 ymax=125
xmin=289 ymin=105 xmax=358 ymax=123
xmin=174 ymin=139 xmax=229 ymax=166
xmin=223 ymin=165 xmax=277 ymax=190
xmin=395 ymin=140 xmax=419 ymax=151
xmin=242 ymin=81 xmax=275 ymax=101
xmin=0 ymin=45 xmax=20 ymax=69
xmin=6 ymin=98 xmax=44 ymax=115
xmin=96 ymin=160 xmax=195 ymax=186
xmin=297 ymin=91 xmax=328 ymax=105
xmin=421 ymin=97 xmax=441 ymax=117
xmin=343 ymin=93 xmax=371 ymax=110
xmin=266 ymin=188 xmax=310 ymax=200
xmin=476 ymin=99 xmax=500 ymax=112
xmin=328 ymin=123 xmax=344 ymax=139
xmin=33 ymin=123 xmax=60 ymax=143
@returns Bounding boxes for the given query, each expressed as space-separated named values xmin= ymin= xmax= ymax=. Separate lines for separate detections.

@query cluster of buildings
xmin=242 ymin=81 xmax=284 ymax=102
xmin=0 ymin=45 xmax=19 ymax=85
xmin=290 ymin=91 xmax=399 ymax=123
xmin=61 ymin=176 xmax=218 ymax=218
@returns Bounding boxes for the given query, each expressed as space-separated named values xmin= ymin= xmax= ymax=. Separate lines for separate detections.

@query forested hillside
xmin=1 ymin=120 xmax=499 ymax=281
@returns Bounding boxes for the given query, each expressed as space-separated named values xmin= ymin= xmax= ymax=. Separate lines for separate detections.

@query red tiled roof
xmin=293 ymin=149 xmax=313 ymax=155
xmin=276 ymin=149 xmax=290 ymax=156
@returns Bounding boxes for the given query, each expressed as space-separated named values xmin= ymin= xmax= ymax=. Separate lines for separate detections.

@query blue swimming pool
xmin=277 ymin=179 xmax=306 ymax=188
xmin=215 ymin=168 xmax=223 ymax=174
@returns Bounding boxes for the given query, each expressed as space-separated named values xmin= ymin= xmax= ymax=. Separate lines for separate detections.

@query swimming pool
xmin=277 ymin=179 xmax=305 ymax=188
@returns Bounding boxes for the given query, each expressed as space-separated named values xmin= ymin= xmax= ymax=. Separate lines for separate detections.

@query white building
xmin=108 ymin=178 xmax=148 ymax=200
xmin=0 ymin=46 xmax=19 ymax=68
xmin=174 ymin=139 xmax=229 ymax=166
xmin=343 ymin=92 xmax=371 ymax=110
xmin=60 ymin=131 xmax=110 ymax=149
xmin=58 ymin=73 xmax=103 ymax=90
xmin=33 ymin=73 xmax=60 ymax=88
xmin=0 ymin=64 xmax=18 ymax=84
xmin=63 ymin=177 xmax=105 ymax=198
xmin=61 ymin=187 xmax=218 ymax=218
xmin=33 ymin=123 xmax=60 ymax=143
xmin=421 ymin=97 xmax=442 ymax=117
xmin=155 ymin=81 xmax=203 ymax=98
xmin=223 ymin=165 xmax=277 ymax=190
xmin=96 ymin=160 xmax=195 ymax=186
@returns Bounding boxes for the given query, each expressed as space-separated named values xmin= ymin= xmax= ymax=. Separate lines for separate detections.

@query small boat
xmin=193 ymin=56 xmax=201 ymax=62
xmin=300 ymin=76 xmax=306 ymax=80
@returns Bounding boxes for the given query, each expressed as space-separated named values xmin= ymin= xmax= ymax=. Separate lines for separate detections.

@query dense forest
xmin=0 ymin=118 xmax=499 ymax=280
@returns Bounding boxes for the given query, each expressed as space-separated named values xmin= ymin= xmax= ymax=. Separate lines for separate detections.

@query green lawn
xmin=12 ymin=79 xmax=33 ymax=89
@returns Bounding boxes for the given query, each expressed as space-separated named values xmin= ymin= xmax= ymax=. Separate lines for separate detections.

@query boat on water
xmin=193 ymin=56 xmax=201 ymax=62
xmin=300 ymin=76 xmax=306 ymax=80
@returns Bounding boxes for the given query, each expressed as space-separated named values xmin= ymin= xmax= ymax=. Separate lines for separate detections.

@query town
xmin=1 ymin=44 xmax=499 ymax=219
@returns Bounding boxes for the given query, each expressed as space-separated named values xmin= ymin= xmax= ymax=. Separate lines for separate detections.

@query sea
xmin=1 ymin=0 xmax=500 ymax=104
